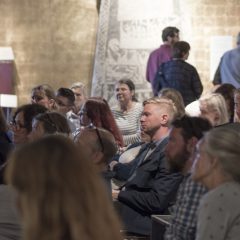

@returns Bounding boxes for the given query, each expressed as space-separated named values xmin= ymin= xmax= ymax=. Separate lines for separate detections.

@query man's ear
xmin=48 ymin=99 xmax=56 ymax=108
xmin=161 ymin=114 xmax=169 ymax=125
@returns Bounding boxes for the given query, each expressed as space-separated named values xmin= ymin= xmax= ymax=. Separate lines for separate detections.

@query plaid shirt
xmin=164 ymin=174 xmax=207 ymax=240
xmin=154 ymin=59 xmax=203 ymax=105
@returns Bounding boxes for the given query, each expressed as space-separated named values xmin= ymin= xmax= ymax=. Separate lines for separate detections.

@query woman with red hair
xmin=77 ymin=97 xmax=124 ymax=148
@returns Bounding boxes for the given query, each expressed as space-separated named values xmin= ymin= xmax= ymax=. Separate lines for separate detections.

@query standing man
xmin=112 ymin=98 xmax=183 ymax=237
xmin=164 ymin=115 xmax=212 ymax=240
xmin=213 ymin=32 xmax=240 ymax=88
xmin=146 ymin=27 xmax=179 ymax=90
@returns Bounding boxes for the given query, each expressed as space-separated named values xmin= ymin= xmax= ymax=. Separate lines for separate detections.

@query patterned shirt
xmin=111 ymin=102 xmax=142 ymax=146
xmin=154 ymin=59 xmax=203 ymax=105
xmin=164 ymin=174 xmax=207 ymax=240
xmin=196 ymin=181 xmax=240 ymax=240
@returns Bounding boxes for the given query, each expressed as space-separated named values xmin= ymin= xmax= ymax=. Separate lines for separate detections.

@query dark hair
xmin=34 ymin=112 xmax=71 ymax=135
xmin=172 ymin=115 xmax=212 ymax=142
xmin=13 ymin=104 xmax=48 ymax=133
xmin=117 ymin=79 xmax=138 ymax=102
xmin=162 ymin=26 xmax=179 ymax=42
xmin=172 ymin=41 xmax=190 ymax=58
xmin=31 ymin=84 xmax=55 ymax=100
xmin=214 ymin=83 xmax=236 ymax=122
xmin=0 ymin=108 xmax=7 ymax=132
xmin=237 ymin=32 xmax=240 ymax=45
xmin=56 ymin=88 xmax=75 ymax=106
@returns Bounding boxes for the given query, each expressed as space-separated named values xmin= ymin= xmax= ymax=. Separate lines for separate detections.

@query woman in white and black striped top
xmin=111 ymin=79 xmax=143 ymax=147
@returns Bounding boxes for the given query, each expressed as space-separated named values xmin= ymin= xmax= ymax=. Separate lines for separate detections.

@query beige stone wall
xmin=0 ymin=0 xmax=239 ymax=105
xmin=0 ymin=0 xmax=98 ymax=105
xmin=186 ymin=0 xmax=240 ymax=91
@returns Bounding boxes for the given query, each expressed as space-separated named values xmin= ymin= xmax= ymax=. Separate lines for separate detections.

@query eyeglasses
xmin=9 ymin=120 xmax=27 ymax=130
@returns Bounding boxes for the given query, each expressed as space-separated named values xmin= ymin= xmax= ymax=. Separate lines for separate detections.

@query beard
xmin=166 ymin=148 xmax=190 ymax=173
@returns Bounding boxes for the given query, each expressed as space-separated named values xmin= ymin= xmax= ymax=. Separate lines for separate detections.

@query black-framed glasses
xmin=9 ymin=120 xmax=27 ymax=130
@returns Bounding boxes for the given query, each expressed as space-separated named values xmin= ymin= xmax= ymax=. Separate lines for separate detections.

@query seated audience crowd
xmin=1 ymin=30 xmax=240 ymax=240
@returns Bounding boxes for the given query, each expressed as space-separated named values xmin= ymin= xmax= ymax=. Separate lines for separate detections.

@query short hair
xmin=56 ymin=88 xmax=75 ymax=106
xmin=70 ymin=82 xmax=87 ymax=97
xmin=172 ymin=115 xmax=212 ymax=142
xmin=116 ymin=79 xmax=138 ymax=102
xmin=5 ymin=135 xmax=122 ymax=240
xmin=31 ymin=84 xmax=55 ymax=100
xmin=12 ymin=104 xmax=48 ymax=133
xmin=143 ymin=97 xmax=177 ymax=124
xmin=202 ymin=127 xmax=240 ymax=183
xmin=34 ymin=112 xmax=71 ymax=136
xmin=172 ymin=41 xmax=190 ymax=58
xmin=162 ymin=26 xmax=179 ymax=42
xmin=158 ymin=88 xmax=185 ymax=119
xmin=200 ymin=93 xmax=229 ymax=126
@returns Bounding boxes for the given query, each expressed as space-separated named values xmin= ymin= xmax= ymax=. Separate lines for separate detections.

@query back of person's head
xmin=116 ymin=79 xmax=138 ymax=102
xmin=143 ymin=97 xmax=177 ymax=125
xmin=6 ymin=135 xmax=122 ymax=240
xmin=172 ymin=115 xmax=212 ymax=142
xmin=34 ymin=112 xmax=71 ymax=135
xmin=202 ymin=127 xmax=240 ymax=182
xmin=0 ymin=107 xmax=7 ymax=132
xmin=12 ymin=104 xmax=48 ymax=133
xmin=214 ymin=83 xmax=236 ymax=122
xmin=75 ymin=127 xmax=117 ymax=168
xmin=56 ymin=88 xmax=75 ymax=106
xmin=162 ymin=26 xmax=179 ymax=42
xmin=159 ymin=88 xmax=185 ymax=119
xmin=172 ymin=41 xmax=190 ymax=58
xmin=200 ymin=93 xmax=229 ymax=126
xmin=83 ymin=97 xmax=124 ymax=147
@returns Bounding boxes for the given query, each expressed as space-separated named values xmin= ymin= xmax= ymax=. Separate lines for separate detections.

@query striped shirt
xmin=111 ymin=102 xmax=142 ymax=146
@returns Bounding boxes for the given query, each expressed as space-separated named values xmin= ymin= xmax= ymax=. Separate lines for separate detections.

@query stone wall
xmin=92 ymin=0 xmax=240 ymax=104
xmin=0 ymin=0 xmax=98 ymax=105
xmin=0 ymin=0 xmax=240 ymax=106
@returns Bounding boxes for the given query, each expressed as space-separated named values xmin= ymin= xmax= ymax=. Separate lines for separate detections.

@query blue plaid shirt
xmin=164 ymin=173 xmax=207 ymax=240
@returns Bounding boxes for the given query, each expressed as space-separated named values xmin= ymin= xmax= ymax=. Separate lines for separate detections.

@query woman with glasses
xmin=29 ymin=112 xmax=71 ymax=141
xmin=192 ymin=127 xmax=240 ymax=240
xmin=5 ymin=135 xmax=122 ymax=240
xmin=10 ymin=104 xmax=48 ymax=145
xmin=78 ymin=97 xmax=124 ymax=149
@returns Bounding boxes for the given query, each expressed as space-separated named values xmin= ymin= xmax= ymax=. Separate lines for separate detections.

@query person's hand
xmin=112 ymin=189 xmax=120 ymax=200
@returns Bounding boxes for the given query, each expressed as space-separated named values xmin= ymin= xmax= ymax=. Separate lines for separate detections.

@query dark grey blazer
xmin=117 ymin=137 xmax=183 ymax=236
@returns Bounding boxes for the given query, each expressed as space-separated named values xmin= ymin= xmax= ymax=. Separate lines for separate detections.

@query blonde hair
xmin=6 ymin=135 xmax=122 ymax=240
xmin=70 ymin=82 xmax=87 ymax=97
xmin=203 ymin=127 xmax=240 ymax=183
xmin=200 ymin=93 xmax=229 ymax=126
xmin=143 ymin=97 xmax=177 ymax=124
